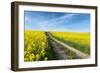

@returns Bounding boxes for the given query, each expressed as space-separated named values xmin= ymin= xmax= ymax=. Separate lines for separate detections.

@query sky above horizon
xmin=24 ymin=11 xmax=90 ymax=32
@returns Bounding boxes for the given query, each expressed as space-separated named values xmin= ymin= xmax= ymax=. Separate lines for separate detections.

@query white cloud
xmin=38 ymin=14 xmax=77 ymax=30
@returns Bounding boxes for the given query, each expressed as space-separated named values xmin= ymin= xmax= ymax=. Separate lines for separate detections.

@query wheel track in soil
xmin=46 ymin=32 xmax=90 ymax=59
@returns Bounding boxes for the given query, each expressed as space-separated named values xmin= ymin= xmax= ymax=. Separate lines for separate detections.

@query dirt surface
xmin=49 ymin=38 xmax=69 ymax=59
xmin=46 ymin=32 xmax=89 ymax=59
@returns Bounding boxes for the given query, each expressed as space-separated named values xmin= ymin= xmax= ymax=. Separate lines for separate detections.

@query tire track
xmin=46 ymin=32 xmax=90 ymax=59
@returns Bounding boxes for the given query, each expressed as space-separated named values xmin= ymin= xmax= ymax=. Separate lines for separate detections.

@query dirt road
xmin=46 ymin=32 xmax=89 ymax=59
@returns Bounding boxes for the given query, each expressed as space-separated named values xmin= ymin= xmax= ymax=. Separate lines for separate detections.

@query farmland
xmin=24 ymin=30 xmax=90 ymax=61
xmin=24 ymin=30 xmax=58 ymax=62
xmin=50 ymin=32 xmax=90 ymax=55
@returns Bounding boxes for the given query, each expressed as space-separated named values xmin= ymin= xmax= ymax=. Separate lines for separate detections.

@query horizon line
xmin=24 ymin=29 xmax=90 ymax=33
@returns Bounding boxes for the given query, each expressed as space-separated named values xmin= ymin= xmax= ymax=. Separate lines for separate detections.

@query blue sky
xmin=24 ymin=11 xmax=90 ymax=32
